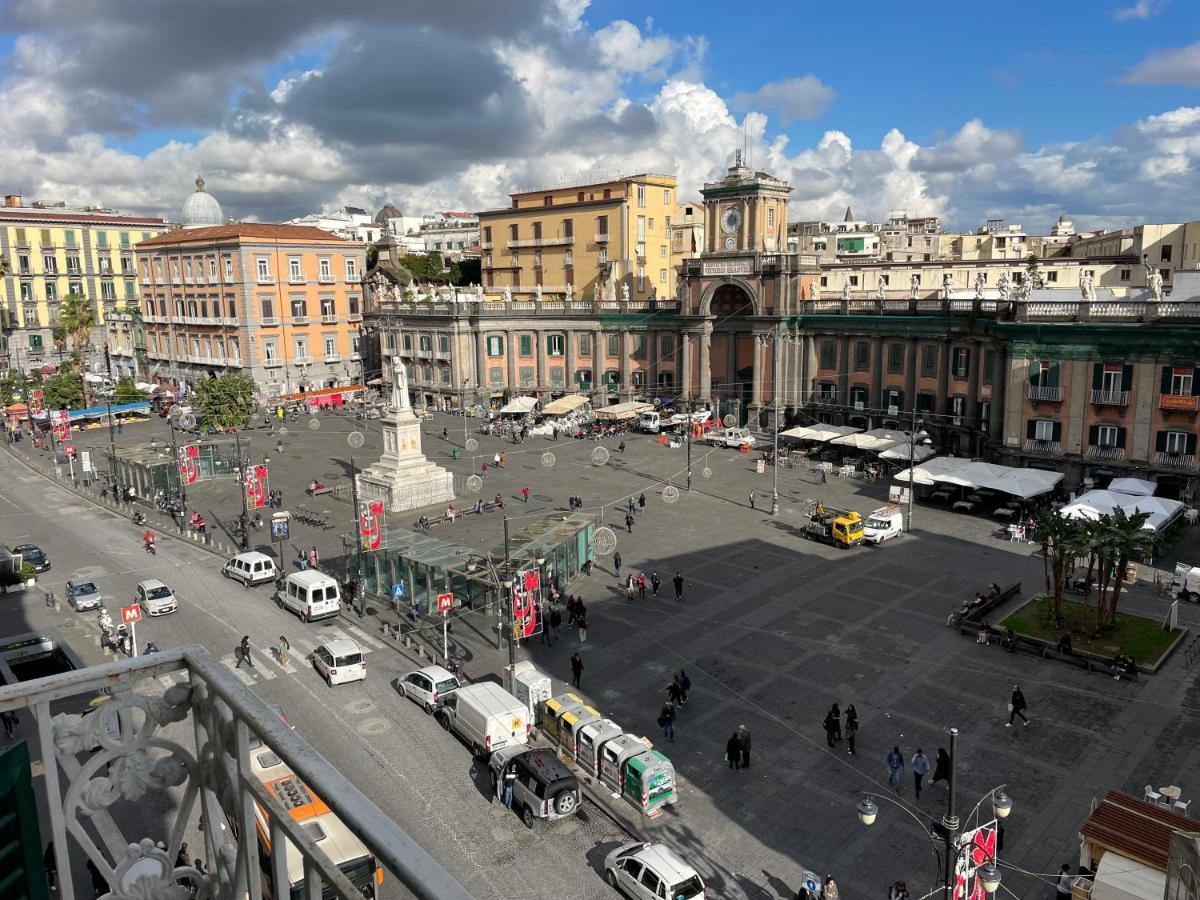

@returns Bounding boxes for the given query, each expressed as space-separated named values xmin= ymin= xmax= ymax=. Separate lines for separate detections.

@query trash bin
xmin=452 ymin=448 xmax=461 ymax=459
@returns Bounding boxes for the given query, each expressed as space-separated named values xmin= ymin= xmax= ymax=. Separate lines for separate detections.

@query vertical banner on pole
xmin=953 ymin=824 xmax=997 ymax=900
xmin=247 ymin=464 xmax=268 ymax=508
xmin=50 ymin=410 xmax=70 ymax=441
xmin=30 ymin=390 xmax=44 ymax=416
xmin=510 ymin=568 xmax=542 ymax=641
xmin=178 ymin=444 xmax=199 ymax=485
xmin=359 ymin=499 xmax=385 ymax=551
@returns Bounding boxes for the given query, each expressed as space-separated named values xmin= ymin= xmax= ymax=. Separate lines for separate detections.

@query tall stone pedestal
xmin=356 ymin=406 xmax=455 ymax=512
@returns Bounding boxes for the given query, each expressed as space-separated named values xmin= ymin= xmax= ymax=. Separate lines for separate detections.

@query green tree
xmin=113 ymin=376 xmax=146 ymax=405
xmin=42 ymin=371 xmax=84 ymax=410
xmin=1034 ymin=508 xmax=1079 ymax=623
xmin=0 ymin=371 xmax=18 ymax=405
xmin=59 ymin=292 xmax=96 ymax=363
xmin=449 ymin=257 xmax=481 ymax=285
xmin=51 ymin=325 xmax=68 ymax=361
xmin=401 ymin=253 xmax=447 ymax=282
xmin=1100 ymin=508 xmax=1153 ymax=625
xmin=194 ymin=372 xmax=256 ymax=430
xmin=1023 ymin=254 xmax=1042 ymax=289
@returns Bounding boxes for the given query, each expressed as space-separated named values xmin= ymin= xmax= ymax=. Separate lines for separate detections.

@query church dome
xmin=374 ymin=203 xmax=401 ymax=225
xmin=181 ymin=175 xmax=224 ymax=228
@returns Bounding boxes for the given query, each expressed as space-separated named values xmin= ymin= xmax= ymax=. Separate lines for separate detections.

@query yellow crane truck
xmin=802 ymin=505 xmax=864 ymax=548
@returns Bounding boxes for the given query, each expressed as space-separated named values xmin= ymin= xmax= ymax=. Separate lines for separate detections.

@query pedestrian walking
xmin=1055 ymin=864 xmax=1072 ymax=900
xmin=668 ymin=676 xmax=684 ymax=705
xmin=672 ymin=571 xmax=684 ymax=600
xmin=493 ymin=452 xmax=500 ymax=469
xmin=567 ymin=596 xmax=577 ymax=626
xmin=651 ymin=571 xmax=661 ymax=597
xmin=578 ymin=614 xmax=589 ymax=643
xmin=539 ymin=604 xmax=551 ymax=645
xmin=614 ymin=552 xmax=623 ymax=581
xmin=570 ymin=652 xmax=583 ymax=687
xmin=888 ymin=882 xmax=910 ymax=900
xmin=277 ymin=636 xmax=289 ymax=666
xmin=726 ymin=731 xmax=741 ymax=769
xmin=932 ymin=746 xmax=951 ymax=785
xmin=636 ymin=571 xmax=647 ymax=599
xmin=308 ymin=546 xmax=319 ymax=570
xmin=276 ymin=489 xmax=283 ymax=508
xmin=442 ymin=428 xmax=448 ymax=441
xmin=583 ymin=558 xmax=593 ymax=576
xmin=43 ymin=841 xmax=57 ymax=892
xmin=235 ymin=635 xmax=254 ymax=669
xmin=820 ymin=876 xmax=839 ymax=899
xmin=886 ymin=747 xmax=904 ymax=792
xmin=912 ymin=748 xmax=929 ymax=799
xmin=522 ymin=484 xmax=530 ymax=503
xmin=679 ymin=670 xmax=690 ymax=704
xmin=1006 ymin=684 xmax=1030 ymax=727
xmin=500 ymin=452 xmax=508 ymax=468
xmin=738 ymin=724 xmax=752 ymax=768
xmin=638 ymin=492 xmax=646 ymax=512
xmin=749 ymin=490 xmax=755 ymax=510
xmin=844 ymin=705 xmax=858 ymax=755
xmin=618 ymin=439 xmax=626 ymax=453
xmin=624 ymin=576 xmax=636 ymax=601
xmin=658 ymin=701 xmax=676 ymax=741
xmin=822 ymin=709 xmax=838 ymax=747
xmin=550 ymin=606 xmax=561 ymax=642
xmin=276 ymin=439 xmax=284 ymax=457
xmin=1 ymin=710 xmax=17 ymax=739
xmin=503 ymin=763 xmax=517 ymax=809
xmin=831 ymin=702 xmax=842 ymax=741
xmin=624 ymin=512 xmax=634 ymax=533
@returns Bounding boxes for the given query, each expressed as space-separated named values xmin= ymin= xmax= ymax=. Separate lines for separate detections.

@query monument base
xmin=355 ymin=407 xmax=456 ymax=513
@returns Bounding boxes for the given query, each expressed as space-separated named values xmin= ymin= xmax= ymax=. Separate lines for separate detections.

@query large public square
xmin=9 ymin=404 xmax=1200 ymax=897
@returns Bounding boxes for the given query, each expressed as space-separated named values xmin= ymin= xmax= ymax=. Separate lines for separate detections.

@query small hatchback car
xmin=310 ymin=639 xmax=366 ymax=686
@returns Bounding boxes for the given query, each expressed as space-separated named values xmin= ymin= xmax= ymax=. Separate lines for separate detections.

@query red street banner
xmin=359 ymin=499 xmax=384 ymax=551
xmin=954 ymin=824 xmax=997 ymax=900
xmin=178 ymin=445 xmax=199 ymax=485
xmin=30 ymin=390 xmax=44 ymax=415
xmin=245 ymin=464 xmax=268 ymax=508
xmin=50 ymin=410 xmax=70 ymax=441
xmin=511 ymin=568 xmax=541 ymax=640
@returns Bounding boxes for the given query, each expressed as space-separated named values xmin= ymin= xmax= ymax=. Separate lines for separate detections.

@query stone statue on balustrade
xmin=997 ymin=272 xmax=1011 ymax=303
xmin=809 ymin=280 xmax=820 ymax=302
xmin=1079 ymin=270 xmax=1096 ymax=301
xmin=564 ymin=283 xmax=574 ymax=303
xmin=841 ymin=280 xmax=851 ymax=301
xmin=974 ymin=272 xmax=985 ymax=299
xmin=876 ymin=279 xmax=885 ymax=301
xmin=910 ymin=273 xmax=920 ymax=301
xmin=474 ymin=282 xmax=484 ymax=299
xmin=502 ymin=285 xmax=512 ymax=303
xmin=592 ymin=281 xmax=601 ymax=305
xmin=621 ymin=281 xmax=631 ymax=302
xmin=1149 ymin=269 xmax=1164 ymax=300
xmin=1017 ymin=277 xmax=1033 ymax=301
xmin=534 ymin=284 xmax=543 ymax=302
xmin=941 ymin=273 xmax=953 ymax=299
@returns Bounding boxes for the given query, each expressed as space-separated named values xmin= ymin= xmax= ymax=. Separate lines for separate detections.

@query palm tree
xmin=1103 ymin=508 xmax=1152 ymax=624
xmin=1035 ymin=508 xmax=1079 ymax=623
xmin=58 ymin=292 xmax=96 ymax=369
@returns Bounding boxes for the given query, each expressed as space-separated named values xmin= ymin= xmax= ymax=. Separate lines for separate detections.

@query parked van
xmin=639 ymin=411 xmax=665 ymax=434
xmin=437 ymin=681 xmax=530 ymax=757
xmin=275 ymin=570 xmax=341 ymax=622
xmin=863 ymin=505 xmax=904 ymax=545
xmin=222 ymin=552 xmax=277 ymax=587
xmin=704 ymin=426 xmax=756 ymax=449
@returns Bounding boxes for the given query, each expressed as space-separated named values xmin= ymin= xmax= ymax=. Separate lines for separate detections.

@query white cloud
xmin=734 ymin=75 xmax=836 ymax=122
xmin=593 ymin=20 xmax=678 ymax=75
xmin=1112 ymin=0 xmax=1165 ymax=20
xmin=270 ymin=69 xmax=321 ymax=104
xmin=1121 ymin=42 xmax=1200 ymax=85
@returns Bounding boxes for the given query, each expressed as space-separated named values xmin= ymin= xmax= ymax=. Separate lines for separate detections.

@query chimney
xmin=4 ymin=194 xmax=22 ymax=208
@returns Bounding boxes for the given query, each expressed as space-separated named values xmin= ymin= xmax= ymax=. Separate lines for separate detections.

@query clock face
xmin=721 ymin=207 xmax=742 ymax=234
xmin=724 ymin=237 xmax=737 ymax=250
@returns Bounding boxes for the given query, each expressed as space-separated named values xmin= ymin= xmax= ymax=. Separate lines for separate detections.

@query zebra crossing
xmin=150 ymin=621 xmax=388 ymax=690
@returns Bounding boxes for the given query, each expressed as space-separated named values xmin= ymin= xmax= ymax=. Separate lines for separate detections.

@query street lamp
xmin=762 ymin=324 xmax=788 ymax=516
xmin=904 ymin=424 xmax=931 ymax=533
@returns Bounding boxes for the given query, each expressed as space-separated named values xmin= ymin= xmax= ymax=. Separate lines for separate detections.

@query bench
xmin=957 ymin=582 xmax=1020 ymax=629
xmin=307 ymin=485 xmax=335 ymax=497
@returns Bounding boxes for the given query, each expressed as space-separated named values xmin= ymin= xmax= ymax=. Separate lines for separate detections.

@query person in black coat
xmin=932 ymin=747 xmax=951 ymax=785
xmin=726 ymin=732 xmax=742 ymax=769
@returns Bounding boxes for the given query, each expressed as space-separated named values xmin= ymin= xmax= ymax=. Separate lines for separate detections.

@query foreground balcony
xmin=0 ymin=645 xmax=470 ymax=900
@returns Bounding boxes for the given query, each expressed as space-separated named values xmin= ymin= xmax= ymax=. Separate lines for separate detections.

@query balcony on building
xmin=259 ymin=317 xmax=281 ymax=327
xmin=1026 ymin=384 xmax=1064 ymax=402
xmin=293 ymin=355 xmax=313 ymax=366
xmin=321 ymin=314 xmax=339 ymax=324
xmin=1158 ymin=394 xmax=1199 ymax=413
xmin=263 ymin=356 xmax=283 ymax=367
xmin=1154 ymin=451 xmax=1196 ymax=469
xmin=291 ymin=315 xmax=309 ymax=325
xmin=0 ymin=646 xmax=470 ymax=900
xmin=1090 ymin=390 xmax=1129 ymax=407
xmin=1087 ymin=445 xmax=1126 ymax=461
xmin=1024 ymin=438 xmax=1062 ymax=454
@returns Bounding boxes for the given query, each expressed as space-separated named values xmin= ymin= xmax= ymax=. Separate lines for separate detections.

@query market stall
xmin=1060 ymin=491 xmax=1183 ymax=532
xmin=594 ymin=401 xmax=653 ymax=422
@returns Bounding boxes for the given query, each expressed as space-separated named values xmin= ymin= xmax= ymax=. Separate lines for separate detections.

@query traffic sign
xmin=391 ymin=582 xmax=406 ymax=600
xmin=437 ymin=592 xmax=453 ymax=613
xmin=120 ymin=604 xmax=142 ymax=625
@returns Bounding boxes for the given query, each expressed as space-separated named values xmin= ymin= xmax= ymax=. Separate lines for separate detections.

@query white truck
xmin=436 ymin=681 xmax=531 ymax=757
xmin=704 ymin=427 xmax=756 ymax=449
xmin=639 ymin=409 xmax=713 ymax=434
xmin=1171 ymin=562 xmax=1200 ymax=602
xmin=862 ymin=506 xmax=904 ymax=544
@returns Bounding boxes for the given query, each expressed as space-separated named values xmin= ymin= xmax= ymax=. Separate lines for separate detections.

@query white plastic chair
xmin=1174 ymin=798 xmax=1191 ymax=816
xmin=1144 ymin=785 xmax=1163 ymax=804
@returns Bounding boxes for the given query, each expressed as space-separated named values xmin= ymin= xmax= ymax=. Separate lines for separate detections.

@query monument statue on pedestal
xmin=841 ymin=280 xmax=851 ymax=301
xmin=910 ymin=273 xmax=920 ymax=301
xmin=390 ymin=361 xmax=411 ymax=412
xmin=1150 ymin=269 xmax=1164 ymax=300
xmin=876 ymin=279 xmax=885 ymax=301
xmin=974 ymin=272 xmax=985 ymax=299
xmin=942 ymin=274 xmax=953 ymax=300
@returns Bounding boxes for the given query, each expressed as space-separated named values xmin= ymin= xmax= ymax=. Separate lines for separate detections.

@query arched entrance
xmin=704 ymin=283 xmax=757 ymax=426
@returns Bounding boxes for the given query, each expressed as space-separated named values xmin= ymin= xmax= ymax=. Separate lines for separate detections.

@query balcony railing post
xmin=37 ymin=699 xmax=76 ymax=900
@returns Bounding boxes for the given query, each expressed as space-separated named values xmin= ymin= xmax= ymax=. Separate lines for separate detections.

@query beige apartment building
xmin=479 ymin=174 xmax=678 ymax=303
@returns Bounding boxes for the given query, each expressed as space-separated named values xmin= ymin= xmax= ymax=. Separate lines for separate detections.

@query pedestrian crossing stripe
xmin=220 ymin=653 xmax=276 ymax=682
xmin=324 ymin=626 xmax=379 ymax=653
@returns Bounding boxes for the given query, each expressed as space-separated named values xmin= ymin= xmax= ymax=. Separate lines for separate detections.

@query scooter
xmin=144 ymin=540 xmax=157 ymax=556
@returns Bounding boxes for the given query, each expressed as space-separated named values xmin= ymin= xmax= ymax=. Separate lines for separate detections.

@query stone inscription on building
xmin=701 ymin=258 xmax=753 ymax=276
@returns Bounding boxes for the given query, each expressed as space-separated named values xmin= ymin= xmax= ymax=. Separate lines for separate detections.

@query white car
xmin=395 ymin=665 xmax=460 ymax=714
xmin=136 ymin=579 xmax=178 ymax=616
xmin=310 ymin=639 xmax=366 ymax=686
xmin=603 ymin=843 xmax=706 ymax=900
xmin=66 ymin=579 xmax=103 ymax=612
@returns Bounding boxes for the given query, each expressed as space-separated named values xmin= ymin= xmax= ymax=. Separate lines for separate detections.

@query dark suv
xmin=488 ymin=747 xmax=582 ymax=828
xmin=12 ymin=544 xmax=49 ymax=573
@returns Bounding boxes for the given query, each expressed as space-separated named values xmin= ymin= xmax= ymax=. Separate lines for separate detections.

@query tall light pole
xmin=770 ymin=324 xmax=782 ymax=515
xmin=461 ymin=378 xmax=470 ymax=447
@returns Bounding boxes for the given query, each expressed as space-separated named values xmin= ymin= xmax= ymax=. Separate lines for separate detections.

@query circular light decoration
xmin=590 ymin=526 xmax=617 ymax=556
xmin=541 ymin=452 xmax=556 ymax=468
xmin=702 ymin=467 xmax=712 ymax=479
xmin=722 ymin=414 xmax=736 ymax=428
xmin=466 ymin=474 xmax=483 ymax=494
xmin=179 ymin=413 xmax=196 ymax=430
xmin=347 ymin=431 xmax=365 ymax=449
xmin=591 ymin=446 xmax=610 ymax=466
xmin=662 ymin=485 xmax=680 ymax=504
xmin=308 ymin=417 xmax=321 ymax=431
xmin=465 ymin=438 xmax=479 ymax=452
xmin=279 ymin=427 xmax=289 ymax=437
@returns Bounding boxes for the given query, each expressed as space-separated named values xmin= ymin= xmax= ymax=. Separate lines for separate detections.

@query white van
xmin=275 ymin=570 xmax=341 ymax=623
xmin=436 ymin=681 xmax=530 ymax=757
xmin=863 ymin=505 xmax=904 ymax=544
xmin=222 ymin=552 xmax=277 ymax=587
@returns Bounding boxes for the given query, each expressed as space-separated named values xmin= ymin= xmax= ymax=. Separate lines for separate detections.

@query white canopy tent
xmin=830 ymin=428 xmax=909 ymax=451
xmin=879 ymin=442 xmax=938 ymax=463
xmin=595 ymin=401 xmax=653 ymax=421
xmin=895 ymin=458 xmax=1063 ymax=497
xmin=498 ymin=396 xmax=539 ymax=416
xmin=779 ymin=424 xmax=861 ymax=443
xmin=1060 ymin=490 xmax=1183 ymax=532
xmin=1107 ymin=477 xmax=1157 ymax=497
xmin=1090 ymin=850 xmax=1164 ymax=900
xmin=540 ymin=395 xmax=590 ymax=416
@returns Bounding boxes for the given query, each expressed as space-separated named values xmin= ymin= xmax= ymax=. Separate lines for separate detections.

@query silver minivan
xmin=275 ymin=571 xmax=341 ymax=622
xmin=222 ymin=552 xmax=277 ymax=587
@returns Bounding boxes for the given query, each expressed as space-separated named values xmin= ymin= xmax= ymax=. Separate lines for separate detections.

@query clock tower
xmin=701 ymin=151 xmax=791 ymax=255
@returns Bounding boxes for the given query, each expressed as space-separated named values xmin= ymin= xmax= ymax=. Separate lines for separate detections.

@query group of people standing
xmin=822 ymin=703 xmax=858 ymax=754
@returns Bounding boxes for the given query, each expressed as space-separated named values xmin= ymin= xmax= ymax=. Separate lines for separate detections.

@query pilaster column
xmin=699 ymin=323 xmax=712 ymax=401
xmin=475 ymin=332 xmax=487 ymax=404
xmin=751 ymin=334 xmax=765 ymax=407
xmin=536 ymin=329 xmax=547 ymax=392
xmin=647 ymin=330 xmax=659 ymax=398
xmin=565 ymin=328 xmax=576 ymax=393
xmin=681 ymin=331 xmax=693 ymax=400
xmin=593 ymin=327 xmax=604 ymax=397
xmin=505 ymin=329 xmax=517 ymax=391
xmin=620 ymin=329 xmax=632 ymax=397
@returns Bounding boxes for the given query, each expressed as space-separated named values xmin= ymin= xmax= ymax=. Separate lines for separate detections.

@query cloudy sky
xmin=1 ymin=0 xmax=1197 ymax=232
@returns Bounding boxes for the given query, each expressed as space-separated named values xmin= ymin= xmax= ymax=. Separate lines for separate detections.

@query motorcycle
xmin=144 ymin=540 xmax=157 ymax=556
xmin=133 ymin=511 xmax=146 ymax=527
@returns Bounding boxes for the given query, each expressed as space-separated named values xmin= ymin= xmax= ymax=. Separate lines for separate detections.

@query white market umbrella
xmin=1108 ymin=477 xmax=1156 ymax=497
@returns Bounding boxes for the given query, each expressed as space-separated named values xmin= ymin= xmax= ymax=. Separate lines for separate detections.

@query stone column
xmin=565 ymin=328 xmax=576 ymax=393
xmin=505 ymin=329 xmax=517 ymax=391
xmin=966 ymin=339 xmax=982 ymax=454
xmin=699 ymin=323 xmax=712 ymax=401
xmin=647 ymin=330 xmax=659 ymax=398
xmin=619 ymin=329 xmax=632 ymax=398
xmin=593 ymin=327 xmax=604 ymax=399
xmin=680 ymin=331 xmax=693 ymax=400
xmin=751 ymin=333 xmax=765 ymax=407
xmin=536 ymin=329 xmax=547 ymax=392
xmin=475 ymin=331 xmax=487 ymax=404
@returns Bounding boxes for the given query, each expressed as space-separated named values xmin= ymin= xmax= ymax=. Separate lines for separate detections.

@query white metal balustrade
xmin=0 ymin=646 xmax=473 ymax=900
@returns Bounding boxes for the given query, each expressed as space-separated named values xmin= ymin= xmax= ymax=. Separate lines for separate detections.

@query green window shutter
xmin=1122 ymin=365 xmax=1133 ymax=392
xmin=1193 ymin=368 xmax=1200 ymax=396
xmin=1161 ymin=366 xmax=1172 ymax=394
xmin=1026 ymin=420 xmax=1037 ymax=440
xmin=1047 ymin=363 xmax=1060 ymax=388
xmin=1116 ymin=427 xmax=1126 ymax=449
xmin=519 ymin=335 xmax=531 ymax=356
xmin=0 ymin=741 xmax=52 ymax=900
xmin=1092 ymin=364 xmax=1103 ymax=390
xmin=1088 ymin=424 xmax=1099 ymax=444
xmin=1189 ymin=433 xmax=1198 ymax=456
xmin=1052 ymin=421 xmax=1062 ymax=442
xmin=1156 ymin=431 xmax=1167 ymax=453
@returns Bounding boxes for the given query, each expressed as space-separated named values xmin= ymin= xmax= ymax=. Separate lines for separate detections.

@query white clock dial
xmin=721 ymin=207 xmax=742 ymax=234
xmin=724 ymin=237 xmax=737 ymax=250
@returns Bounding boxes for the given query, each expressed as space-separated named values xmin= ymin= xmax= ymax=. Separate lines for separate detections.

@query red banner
xmin=178 ymin=444 xmax=199 ymax=485
xmin=50 ymin=410 xmax=70 ymax=441
xmin=30 ymin=390 xmax=44 ymax=415
xmin=245 ymin=464 xmax=268 ymax=508
xmin=359 ymin=499 xmax=384 ymax=551
xmin=954 ymin=825 xmax=997 ymax=900
xmin=511 ymin=568 xmax=541 ymax=639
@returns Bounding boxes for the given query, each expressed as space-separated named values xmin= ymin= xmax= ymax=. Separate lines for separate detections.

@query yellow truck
xmin=803 ymin=505 xmax=864 ymax=548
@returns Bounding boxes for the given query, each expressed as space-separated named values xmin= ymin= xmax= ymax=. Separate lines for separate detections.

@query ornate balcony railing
xmin=0 ymin=646 xmax=471 ymax=900
xmin=1089 ymin=390 xmax=1129 ymax=407
xmin=1026 ymin=385 xmax=1063 ymax=402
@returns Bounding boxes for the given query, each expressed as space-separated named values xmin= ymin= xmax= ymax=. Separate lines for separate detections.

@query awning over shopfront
xmin=1108 ymin=477 xmax=1157 ymax=497
xmin=779 ymin=424 xmax=861 ymax=443
xmin=284 ymin=384 xmax=366 ymax=402
xmin=895 ymin=458 xmax=1063 ymax=496
xmin=595 ymin=401 xmax=653 ymax=421
xmin=68 ymin=401 xmax=151 ymax=421
xmin=879 ymin=442 xmax=937 ymax=463
xmin=830 ymin=428 xmax=909 ymax=451
xmin=541 ymin=394 xmax=590 ymax=416
xmin=499 ymin=396 xmax=539 ymax=415
xmin=1060 ymin=490 xmax=1183 ymax=532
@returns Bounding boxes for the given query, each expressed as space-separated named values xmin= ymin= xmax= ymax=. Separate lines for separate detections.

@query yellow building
xmin=479 ymin=173 xmax=677 ymax=303
xmin=0 ymin=194 xmax=169 ymax=373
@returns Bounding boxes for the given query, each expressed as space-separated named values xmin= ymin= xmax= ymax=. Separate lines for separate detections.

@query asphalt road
xmin=0 ymin=447 xmax=629 ymax=900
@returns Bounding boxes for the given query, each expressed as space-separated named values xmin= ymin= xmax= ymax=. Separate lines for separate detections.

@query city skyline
xmin=0 ymin=1 xmax=1197 ymax=232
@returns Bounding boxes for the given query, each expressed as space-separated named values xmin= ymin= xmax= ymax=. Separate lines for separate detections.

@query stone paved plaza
xmin=20 ymin=407 xmax=1200 ymax=897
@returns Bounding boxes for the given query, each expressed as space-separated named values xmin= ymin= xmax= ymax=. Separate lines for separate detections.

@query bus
xmin=246 ymin=717 xmax=383 ymax=899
